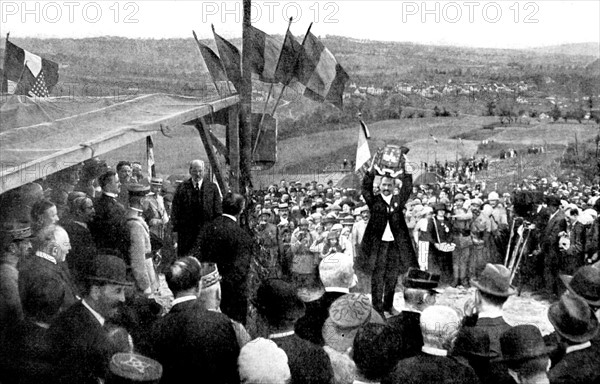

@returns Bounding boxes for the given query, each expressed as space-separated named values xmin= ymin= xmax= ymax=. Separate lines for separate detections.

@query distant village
xmin=343 ymin=78 xmax=598 ymax=120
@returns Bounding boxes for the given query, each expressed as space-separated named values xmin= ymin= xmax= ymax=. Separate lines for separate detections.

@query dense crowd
xmin=0 ymin=156 xmax=599 ymax=384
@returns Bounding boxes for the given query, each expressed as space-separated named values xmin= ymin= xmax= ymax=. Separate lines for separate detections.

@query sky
xmin=1 ymin=0 xmax=599 ymax=49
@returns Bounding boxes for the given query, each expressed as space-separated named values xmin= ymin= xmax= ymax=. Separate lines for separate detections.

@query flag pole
xmin=251 ymin=83 xmax=273 ymax=158
xmin=193 ymin=30 xmax=222 ymax=98
xmin=3 ymin=33 xmax=10 ymax=93
xmin=252 ymin=17 xmax=294 ymax=158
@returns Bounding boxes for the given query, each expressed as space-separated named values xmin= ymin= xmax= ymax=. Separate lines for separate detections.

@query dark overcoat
xmin=171 ymin=177 xmax=222 ymax=256
xmin=359 ymin=171 xmax=417 ymax=274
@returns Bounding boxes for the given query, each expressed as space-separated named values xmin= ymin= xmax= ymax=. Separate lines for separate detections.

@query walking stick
xmin=504 ymin=217 xmax=516 ymax=266
xmin=510 ymin=227 xmax=530 ymax=286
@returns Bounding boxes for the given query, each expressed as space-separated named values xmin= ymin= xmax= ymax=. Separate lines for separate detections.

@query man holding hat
xmin=547 ymin=293 xmax=600 ymax=383
xmin=46 ymin=255 xmax=134 ymax=384
xmin=464 ymin=263 xmax=515 ymax=356
xmin=360 ymin=166 xmax=418 ymax=315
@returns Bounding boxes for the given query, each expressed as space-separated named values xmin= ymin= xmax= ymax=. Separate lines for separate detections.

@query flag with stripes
xmin=246 ymin=25 xmax=283 ymax=83
xmin=146 ymin=136 xmax=156 ymax=179
xmin=295 ymin=29 xmax=349 ymax=109
xmin=355 ymin=119 xmax=371 ymax=171
xmin=430 ymin=134 xmax=438 ymax=143
xmin=2 ymin=40 xmax=59 ymax=97
xmin=274 ymin=28 xmax=302 ymax=85
xmin=213 ymin=28 xmax=242 ymax=92
xmin=192 ymin=31 xmax=228 ymax=84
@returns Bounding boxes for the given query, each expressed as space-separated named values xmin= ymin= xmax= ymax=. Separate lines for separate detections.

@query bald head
xmin=420 ymin=305 xmax=461 ymax=350
xmin=189 ymin=160 xmax=205 ymax=182
xmin=35 ymin=224 xmax=71 ymax=262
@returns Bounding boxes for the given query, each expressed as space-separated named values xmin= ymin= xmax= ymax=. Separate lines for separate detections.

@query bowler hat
xmin=0 ymin=221 xmax=33 ymax=241
xmin=322 ymin=293 xmax=385 ymax=352
xmin=108 ymin=353 xmax=163 ymax=384
xmin=128 ymin=184 xmax=150 ymax=197
xmin=560 ymin=266 xmax=600 ymax=307
xmin=86 ymin=255 xmax=133 ymax=287
xmin=495 ymin=325 xmax=554 ymax=362
xmin=471 ymin=264 xmax=516 ymax=297
xmin=548 ymin=293 xmax=599 ymax=343
xmin=453 ymin=327 xmax=498 ymax=359
xmin=403 ymin=268 xmax=440 ymax=291
xmin=254 ymin=279 xmax=305 ymax=323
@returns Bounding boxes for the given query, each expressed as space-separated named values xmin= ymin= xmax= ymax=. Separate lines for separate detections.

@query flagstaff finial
xmin=211 ymin=24 xmax=215 ymax=33
xmin=192 ymin=30 xmax=197 ymax=39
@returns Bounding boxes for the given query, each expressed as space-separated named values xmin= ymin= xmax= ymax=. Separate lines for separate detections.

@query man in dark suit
xmin=149 ymin=256 xmax=240 ymax=384
xmin=255 ymin=278 xmax=334 ymax=384
xmin=90 ymin=170 xmax=127 ymax=256
xmin=46 ymin=255 xmax=134 ymax=384
xmin=385 ymin=268 xmax=440 ymax=360
xmin=360 ymin=162 xmax=418 ymax=314
xmin=537 ymin=196 xmax=567 ymax=296
xmin=463 ymin=263 xmax=515 ymax=356
xmin=171 ymin=159 xmax=222 ymax=257
xmin=382 ymin=305 xmax=479 ymax=384
xmin=19 ymin=225 xmax=80 ymax=314
xmin=195 ymin=192 xmax=253 ymax=324
xmin=547 ymin=293 xmax=600 ymax=384
xmin=295 ymin=253 xmax=356 ymax=345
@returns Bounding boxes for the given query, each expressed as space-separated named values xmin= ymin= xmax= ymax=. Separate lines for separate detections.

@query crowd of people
xmin=1 ymin=154 xmax=599 ymax=384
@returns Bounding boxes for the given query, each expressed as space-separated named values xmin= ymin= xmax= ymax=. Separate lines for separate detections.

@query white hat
xmin=487 ymin=191 xmax=499 ymax=201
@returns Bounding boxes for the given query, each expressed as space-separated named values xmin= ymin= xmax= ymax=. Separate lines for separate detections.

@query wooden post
xmin=228 ymin=104 xmax=240 ymax=193
xmin=194 ymin=118 xmax=227 ymax=193
xmin=239 ymin=0 xmax=253 ymax=191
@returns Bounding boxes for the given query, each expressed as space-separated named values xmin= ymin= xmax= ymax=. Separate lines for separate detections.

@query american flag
xmin=28 ymin=70 xmax=50 ymax=97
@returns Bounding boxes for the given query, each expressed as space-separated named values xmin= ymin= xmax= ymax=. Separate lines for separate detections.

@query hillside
xmin=526 ymin=42 xmax=600 ymax=57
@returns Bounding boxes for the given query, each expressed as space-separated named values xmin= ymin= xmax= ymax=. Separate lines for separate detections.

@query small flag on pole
xmin=355 ymin=118 xmax=371 ymax=171
xmin=146 ymin=136 xmax=156 ymax=179
xmin=3 ymin=40 xmax=59 ymax=97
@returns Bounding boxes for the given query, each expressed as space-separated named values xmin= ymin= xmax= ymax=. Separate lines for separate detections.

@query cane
xmin=509 ymin=227 xmax=531 ymax=287
xmin=504 ymin=217 xmax=516 ymax=266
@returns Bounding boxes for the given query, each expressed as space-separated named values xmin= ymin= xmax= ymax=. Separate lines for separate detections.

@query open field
xmin=102 ymin=114 xmax=598 ymax=187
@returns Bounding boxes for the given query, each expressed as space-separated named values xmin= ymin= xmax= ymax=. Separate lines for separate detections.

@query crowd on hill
xmin=1 ymin=155 xmax=599 ymax=384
